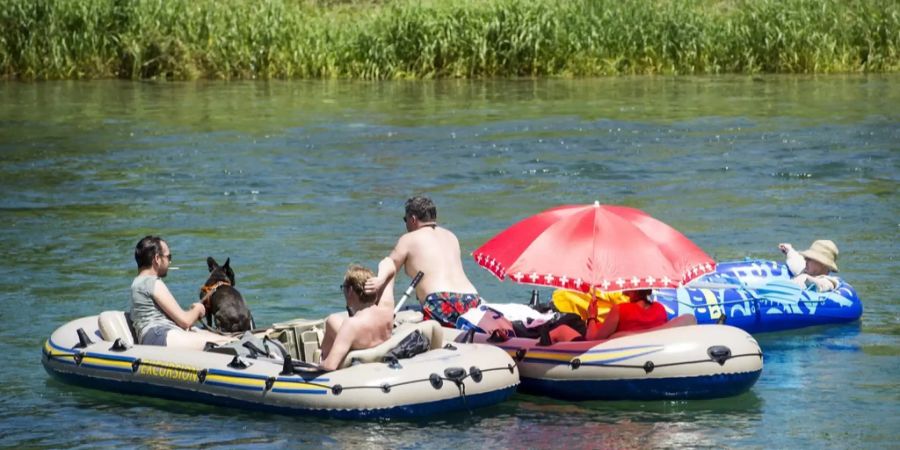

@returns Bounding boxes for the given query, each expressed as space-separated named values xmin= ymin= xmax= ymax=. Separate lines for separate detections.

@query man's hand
xmin=778 ymin=243 xmax=793 ymax=254
xmin=190 ymin=302 xmax=206 ymax=321
xmin=364 ymin=275 xmax=386 ymax=296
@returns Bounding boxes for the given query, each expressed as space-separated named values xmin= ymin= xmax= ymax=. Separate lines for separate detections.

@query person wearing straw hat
xmin=778 ymin=240 xmax=841 ymax=291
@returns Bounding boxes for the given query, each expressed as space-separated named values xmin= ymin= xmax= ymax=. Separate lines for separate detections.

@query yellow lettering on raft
xmin=137 ymin=359 xmax=199 ymax=382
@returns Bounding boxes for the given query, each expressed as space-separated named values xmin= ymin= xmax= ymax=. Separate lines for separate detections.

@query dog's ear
xmin=224 ymin=258 xmax=236 ymax=285
xmin=207 ymin=257 xmax=218 ymax=272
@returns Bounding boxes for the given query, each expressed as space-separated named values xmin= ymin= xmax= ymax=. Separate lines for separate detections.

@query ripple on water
xmin=1 ymin=76 xmax=898 ymax=448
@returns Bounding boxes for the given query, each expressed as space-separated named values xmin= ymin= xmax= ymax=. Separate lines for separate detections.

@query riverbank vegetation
xmin=1 ymin=0 xmax=897 ymax=80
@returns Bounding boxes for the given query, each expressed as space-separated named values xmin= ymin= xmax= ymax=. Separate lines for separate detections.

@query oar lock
xmin=110 ymin=338 xmax=131 ymax=352
xmin=74 ymin=328 xmax=93 ymax=349
xmin=514 ymin=348 xmax=527 ymax=362
xmin=228 ymin=355 xmax=250 ymax=369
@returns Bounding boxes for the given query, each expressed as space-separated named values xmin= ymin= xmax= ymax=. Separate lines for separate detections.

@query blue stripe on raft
xmin=498 ymin=344 xmax=661 ymax=355
xmin=271 ymin=388 xmax=328 ymax=395
xmin=206 ymin=369 xmax=269 ymax=380
xmin=519 ymin=370 xmax=762 ymax=401
xmin=524 ymin=349 xmax=663 ymax=366
xmin=48 ymin=339 xmax=77 ymax=353
xmin=43 ymin=366 xmax=516 ymax=419
xmin=203 ymin=381 xmax=264 ymax=392
xmin=83 ymin=352 xmax=135 ymax=362
xmin=80 ymin=363 xmax=133 ymax=373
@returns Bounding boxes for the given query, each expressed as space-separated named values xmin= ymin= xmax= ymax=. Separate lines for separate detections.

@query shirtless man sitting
xmin=365 ymin=195 xmax=482 ymax=327
xmin=319 ymin=264 xmax=395 ymax=371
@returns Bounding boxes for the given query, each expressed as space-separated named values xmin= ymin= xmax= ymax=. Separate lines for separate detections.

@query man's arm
xmin=374 ymin=269 xmax=397 ymax=310
xmin=779 ymin=243 xmax=805 ymax=276
xmin=585 ymin=303 xmax=619 ymax=341
xmin=365 ymin=248 xmax=403 ymax=295
xmin=153 ymin=280 xmax=205 ymax=329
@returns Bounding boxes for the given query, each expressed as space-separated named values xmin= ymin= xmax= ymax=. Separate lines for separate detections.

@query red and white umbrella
xmin=473 ymin=202 xmax=715 ymax=293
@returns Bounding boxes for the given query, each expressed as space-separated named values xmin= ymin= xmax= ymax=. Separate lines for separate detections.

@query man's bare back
xmin=365 ymin=196 xmax=482 ymax=327
xmin=394 ymin=225 xmax=478 ymax=299
xmin=319 ymin=265 xmax=395 ymax=371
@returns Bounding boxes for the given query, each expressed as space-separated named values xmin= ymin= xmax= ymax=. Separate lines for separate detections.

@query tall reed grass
xmin=1 ymin=0 xmax=897 ymax=80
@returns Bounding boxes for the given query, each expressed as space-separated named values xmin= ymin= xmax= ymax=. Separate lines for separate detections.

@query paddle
xmin=394 ymin=271 xmax=424 ymax=314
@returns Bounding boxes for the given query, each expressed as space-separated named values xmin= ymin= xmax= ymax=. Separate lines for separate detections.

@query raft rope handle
xmin=333 ymin=366 xmax=512 ymax=393
xmin=46 ymin=349 xmax=515 ymax=395
xmin=44 ymin=351 xmax=80 ymax=360
xmin=45 ymin=350 xmax=207 ymax=381
xmin=41 ymin=353 xmax=515 ymax=392
xmin=667 ymin=293 xmax=830 ymax=309
xmin=564 ymin=352 xmax=763 ymax=372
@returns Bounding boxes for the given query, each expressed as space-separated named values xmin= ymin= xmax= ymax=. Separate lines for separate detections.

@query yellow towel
xmin=551 ymin=289 xmax=631 ymax=322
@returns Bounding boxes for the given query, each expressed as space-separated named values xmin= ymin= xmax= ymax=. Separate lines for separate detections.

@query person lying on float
xmin=318 ymin=264 xmax=395 ymax=371
xmin=584 ymin=289 xmax=696 ymax=341
xmin=778 ymin=240 xmax=840 ymax=292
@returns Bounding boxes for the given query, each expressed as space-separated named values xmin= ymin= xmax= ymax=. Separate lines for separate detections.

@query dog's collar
xmin=200 ymin=280 xmax=231 ymax=307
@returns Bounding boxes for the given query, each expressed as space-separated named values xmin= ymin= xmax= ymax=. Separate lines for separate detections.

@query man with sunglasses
xmin=130 ymin=235 xmax=232 ymax=349
xmin=319 ymin=264 xmax=395 ymax=371
xmin=365 ymin=195 xmax=482 ymax=327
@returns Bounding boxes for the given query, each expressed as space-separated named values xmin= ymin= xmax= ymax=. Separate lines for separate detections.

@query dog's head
xmin=201 ymin=257 xmax=235 ymax=300
xmin=207 ymin=256 xmax=235 ymax=284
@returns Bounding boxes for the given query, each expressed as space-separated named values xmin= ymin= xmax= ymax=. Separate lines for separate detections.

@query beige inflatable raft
xmin=443 ymin=324 xmax=762 ymax=400
xmin=42 ymin=311 xmax=519 ymax=419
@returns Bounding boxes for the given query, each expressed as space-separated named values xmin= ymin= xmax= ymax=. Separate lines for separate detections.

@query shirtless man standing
xmin=365 ymin=195 xmax=482 ymax=327
xmin=319 ymin=264 xmax=395 ymax=371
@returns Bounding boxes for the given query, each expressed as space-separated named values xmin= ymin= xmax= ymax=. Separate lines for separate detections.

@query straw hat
xmin=800 ymin=240 xmax=839 ymax=272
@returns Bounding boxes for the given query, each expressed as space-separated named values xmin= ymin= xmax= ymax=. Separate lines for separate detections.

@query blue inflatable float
xmin=653 ymin=259 xmax=862 ymax=334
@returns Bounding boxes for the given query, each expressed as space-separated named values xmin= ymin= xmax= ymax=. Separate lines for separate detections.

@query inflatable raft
xmin=443 ymin=323 xmax=762 ymax=401
xmin=42 ymin=311 xmax=519 ymax=419
xmin=654 ymin=259 xmax=863 ymax=334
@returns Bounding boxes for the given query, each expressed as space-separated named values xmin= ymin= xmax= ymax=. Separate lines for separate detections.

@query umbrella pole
xmin=585 ymin=285 xmax=602 ymax=339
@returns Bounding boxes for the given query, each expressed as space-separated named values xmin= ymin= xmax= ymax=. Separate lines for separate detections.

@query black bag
xmin=382 ymin=330 xmax=431 ymax=366
xmin=512 ymin=313 xmax=587 ymax=339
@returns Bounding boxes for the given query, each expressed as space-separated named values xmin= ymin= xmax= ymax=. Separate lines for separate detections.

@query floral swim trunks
xmin=422 ymin=292 xmax=483 ymax=327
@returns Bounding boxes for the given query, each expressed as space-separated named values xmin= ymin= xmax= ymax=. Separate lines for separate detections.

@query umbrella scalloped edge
xmin=473 ymin=252 xmax=715 ymax=293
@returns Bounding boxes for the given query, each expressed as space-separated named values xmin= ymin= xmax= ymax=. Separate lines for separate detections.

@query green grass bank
xmin=1 ymin=0 xmax=898 ymax=80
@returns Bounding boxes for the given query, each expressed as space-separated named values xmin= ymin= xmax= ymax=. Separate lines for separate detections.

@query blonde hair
xmin=343 ymin=264 xmax=376 ymax=304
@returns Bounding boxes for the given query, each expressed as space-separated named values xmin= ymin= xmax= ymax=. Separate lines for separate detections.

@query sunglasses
xmin=159 ymin=253 xmax=172 ymax=262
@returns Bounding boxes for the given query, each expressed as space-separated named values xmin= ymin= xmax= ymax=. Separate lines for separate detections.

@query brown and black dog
xmin=200 ymin=257 xmax=254 ymax=333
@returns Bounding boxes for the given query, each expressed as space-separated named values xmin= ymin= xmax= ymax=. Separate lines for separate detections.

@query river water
xmin=1 ymin=76 xmax=897 ymax=449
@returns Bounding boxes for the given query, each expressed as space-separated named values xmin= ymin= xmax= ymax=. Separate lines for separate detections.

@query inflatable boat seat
xmin=98 ymin=311 xmax=136 ymax=346
xmin=341 ymin=320 xmax=443 ymax=369
xmin=393 ymin=310 xmax=424 ymax=328
xmin=269 ymin=317 xmax=326 ymax=363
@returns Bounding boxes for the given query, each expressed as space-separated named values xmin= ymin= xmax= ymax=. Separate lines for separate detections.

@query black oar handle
xmin=394 ymin=271 xmax=424 ymax=313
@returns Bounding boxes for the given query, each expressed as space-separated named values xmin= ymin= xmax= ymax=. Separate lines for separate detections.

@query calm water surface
xmin=1 ymin=76 xmax=897 ymax=449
